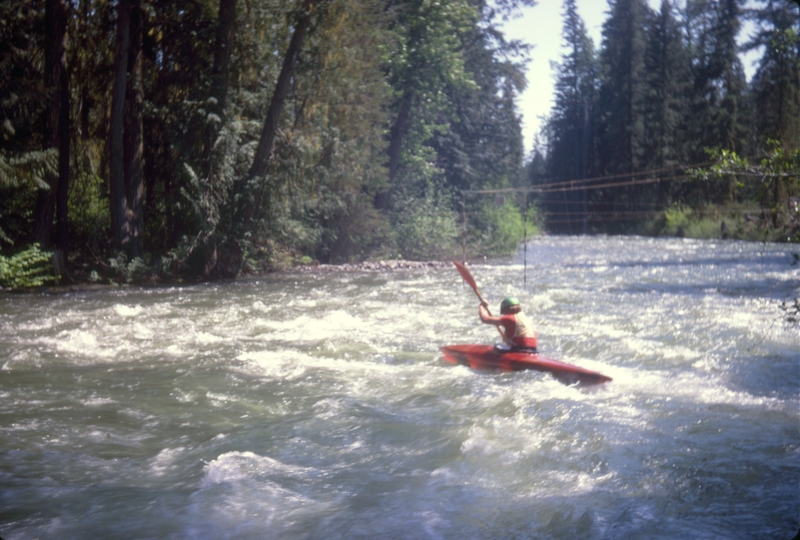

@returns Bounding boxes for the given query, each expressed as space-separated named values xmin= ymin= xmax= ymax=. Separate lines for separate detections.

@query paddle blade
xmin=452 ymin=260 xmax=478 ymax=292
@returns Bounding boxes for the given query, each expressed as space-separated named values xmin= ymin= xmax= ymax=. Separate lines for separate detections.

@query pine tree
xmin=430 ymin=0 xmax=528 ymax=194
xmin=595 ymin=0 xmax=652 ymax=219
xmin=108 ymin=0 xmax=131 ymax=252
xmin=687 ymin=0 xmax=749 ymax=158
xmin=379 ymin=0 xmax=478 ymax=209
xmin=643 ymin=0 xmax=691 ymax=205
xmin=32 ymin=0 xmax=70 ymax=256
xmin=746 ymin=0 xmax=800 ymax=152
xmin=546 ymin=0 xmax=598 ymax=233
xmin=685 ymin=0 xmax=750 ymax=203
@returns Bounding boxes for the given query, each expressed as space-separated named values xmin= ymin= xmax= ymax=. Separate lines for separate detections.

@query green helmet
xmin=500 ymin=297 xmax=520 ymax=314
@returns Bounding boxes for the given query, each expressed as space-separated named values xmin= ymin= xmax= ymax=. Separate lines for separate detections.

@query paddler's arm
xmin=479 ymin=302 xmax=503 ymax=326
xmin=479 ymin=301 xmax=512 ymax=345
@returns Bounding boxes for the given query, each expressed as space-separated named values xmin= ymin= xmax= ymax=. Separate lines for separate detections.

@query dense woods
xmin=536 ymin=0 xmax=799 ymax=238
xmin=0 ymin=0 xmax=797 ymax=285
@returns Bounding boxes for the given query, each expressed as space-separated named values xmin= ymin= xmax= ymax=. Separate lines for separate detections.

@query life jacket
xmin=500 ymin=312 xmax=538 ymax=349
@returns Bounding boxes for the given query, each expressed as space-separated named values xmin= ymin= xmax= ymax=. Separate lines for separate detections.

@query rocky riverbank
xmin=291 ymin=260 xmax=451 ymax=273
xmin=1 ymin=259 xmax=457 ymax=293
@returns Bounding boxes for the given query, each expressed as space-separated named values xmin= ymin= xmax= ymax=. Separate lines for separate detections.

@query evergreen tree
xmin=684 ymin=0 xmax=750 ymax=204
xmin=595 ymin=0 xmax=652 ymax=218
xmin=643 ymin=0 xmax=691 ymax=205
xmin=430 ymin=0 xmax=529 ymax=194
xmin=379 ymin=0 xmax=478 ymax=208
xmin=546 ymin=0 xmax=598 ymax=233
xmin=745 ymin=0 xmax=800 ymax=152
xmin=0 ymin=1 xmax=59 ymax=248
xmin=32 ymin=0 xmax=70 ymax=257
xmin=686 ymin=0 xmax=749 ymax=158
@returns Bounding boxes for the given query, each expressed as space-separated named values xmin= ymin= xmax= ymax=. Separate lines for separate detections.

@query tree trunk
xmin=248 ymin=0 xmax=320 ymax=180
xmin=205 ymin=0 xmax=238 ymax=176
xmin=387 ymin=89 xmax=412 ymax=183
xmin=124 ymin=0 xmax=143 ymax=257
xmin=375 ymin=88 xmax=413 ymax=210
xmin=211 ymin=0 xmax=237 ymax=119
xmin=56 ymin=29 xmax=70 ymax=257
xmin=33 ymin=0 xmax=69 ymax=249
xmin=581 ymin=99 xmax=590 ymax=234
xmin=78 ymin=0 xmax=91 ymax=139
xmin=109 ymin=0 xmax=131 ymax=252
xmin=209 ymin=0 xmax=322 ymax=278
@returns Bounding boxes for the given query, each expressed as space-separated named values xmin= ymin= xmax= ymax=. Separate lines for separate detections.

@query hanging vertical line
xmin=523 ymin=191 xmax=527 ymax=288
xmin=461 ymin=191 xmax=467 ymax=264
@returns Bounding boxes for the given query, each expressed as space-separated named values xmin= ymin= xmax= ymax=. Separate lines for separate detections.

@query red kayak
xmin=440 ymin=344 xmax=612 ymax=385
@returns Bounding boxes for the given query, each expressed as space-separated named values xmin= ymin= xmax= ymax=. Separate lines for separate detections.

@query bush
xmin=0 ymin=243 xmax=56 ymax=289
xmin=392 ymin=193 xmax=460 ymax=260
xmin=470 ymin=199 xmax=541 ymax=255
xmin=317 ymin=191 xmax=395 ymax=264
xmin=109 ymin=251 xmax=150 ymax=284
xmin=68 ymin=171 xmax=110 ymax=251
xmin=658 ymin=203 xmax=780 ymax=241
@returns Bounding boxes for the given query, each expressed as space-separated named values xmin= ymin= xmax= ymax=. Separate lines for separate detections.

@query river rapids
xmin=1 ymin=236 xmax=798 ymax=539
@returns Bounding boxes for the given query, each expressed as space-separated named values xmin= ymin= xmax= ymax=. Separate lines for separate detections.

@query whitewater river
xmin=1 ymin=236 xmax=798 ymax=539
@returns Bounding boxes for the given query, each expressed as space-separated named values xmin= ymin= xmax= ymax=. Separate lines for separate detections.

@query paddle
xmin=452 ymin=260 xmax=506 ymax=341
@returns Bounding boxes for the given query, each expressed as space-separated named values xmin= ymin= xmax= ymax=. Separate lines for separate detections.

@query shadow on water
xmin=558 ymin=252 xmax=794 ymax=269
xmin=615 ymin=276 xmax=799 ymax=300
xmin=723 ymin=350 xmax=800 ymax=402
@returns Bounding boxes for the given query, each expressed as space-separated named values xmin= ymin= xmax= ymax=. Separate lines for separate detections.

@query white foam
xmin=150 ymin=447 xmax=185 ymax=477
xmin=113 ymin=304 xmax=143 ymax=317
xmin=45 ymin=330 xmax=116 ymax=359
xmin=203 ymin=451 xmax=317 ymax=486
xmin=194 ymin=331 xmax=223 ymax=344
xmin=83 ymin=396 xmax=115 ymax=407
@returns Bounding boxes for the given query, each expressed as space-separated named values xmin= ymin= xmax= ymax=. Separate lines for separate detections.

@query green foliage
xmin=0 ymin=243 xmax=56 ymax=289
xmin=392 ymin=191 xmax=459 ymax=260
xmin=1 ymin=0 xmax=535 ymax=275
xmin=10 ymin=0 xmax=798 ymax=277
xmin=68 ymin=171 xmax=110 ymax=251
xmin=687 ymin=141 xmax=800 ymax=242
xmin=0 ymin=150 xmax=59 ymax=246
xmin=166 ymin=118 xmax=249 ymax=277
xmin=745 ymin=2 xmax=800 ymax=151
xmin=470 ymin=199 xmax=540 ymax=255
xmin=660 ymin=204 xmax=745 ymax=239
xmin=430 ymin=0 xmax=528 ymax=195
xmin=0 ymin=150 xmax=58 ymax=191
xmin=663 ymin=205 xmax=691 ymax=234
xmin=108 ymin=251 xmax=149 ymax=284
xmin=316 ymin=190 xmax=395 ymax=264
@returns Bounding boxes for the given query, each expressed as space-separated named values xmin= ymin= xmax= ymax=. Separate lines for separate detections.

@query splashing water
xmin=1 ymin=236 xmax=797 ymax=539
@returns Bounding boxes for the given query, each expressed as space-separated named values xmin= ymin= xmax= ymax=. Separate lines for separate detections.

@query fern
xmin=0 ymin=244 xmax=56 ymax=289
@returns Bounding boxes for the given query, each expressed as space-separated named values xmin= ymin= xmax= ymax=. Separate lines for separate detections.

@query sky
xmin=501 ymin=0 xmax=762 ymax=156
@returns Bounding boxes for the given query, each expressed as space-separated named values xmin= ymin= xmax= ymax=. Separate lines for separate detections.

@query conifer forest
xmin=0 ymin=0 xmax=798 ymax=283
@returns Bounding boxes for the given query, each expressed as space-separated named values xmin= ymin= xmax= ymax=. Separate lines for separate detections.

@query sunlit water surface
xmin=1 ymin=236 xmax=798 ymax=539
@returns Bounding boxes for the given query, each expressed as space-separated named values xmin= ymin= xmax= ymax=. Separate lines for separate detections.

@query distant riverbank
xmin=291 ymin=259 xmax=451 ymax=273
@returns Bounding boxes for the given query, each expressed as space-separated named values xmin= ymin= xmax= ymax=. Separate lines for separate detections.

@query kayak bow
xmin=440 ymin=344 xmax=612 ymax=385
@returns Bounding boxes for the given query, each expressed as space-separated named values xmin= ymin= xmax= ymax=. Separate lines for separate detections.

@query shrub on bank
xmin=0 ymin=243 xmax=56 ymax=289
xmin=468 ymin=200 xmax=541 ymax=256
xmin=651 ymin=203 xmax=795 ymax=241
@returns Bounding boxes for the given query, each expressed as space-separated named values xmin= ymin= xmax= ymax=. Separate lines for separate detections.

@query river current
xmin=1 ymin=236 xmax=798 ymax=539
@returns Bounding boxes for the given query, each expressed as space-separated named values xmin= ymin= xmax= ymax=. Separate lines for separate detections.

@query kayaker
xmin=479 ymin=296 xmax=538 ymax=353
